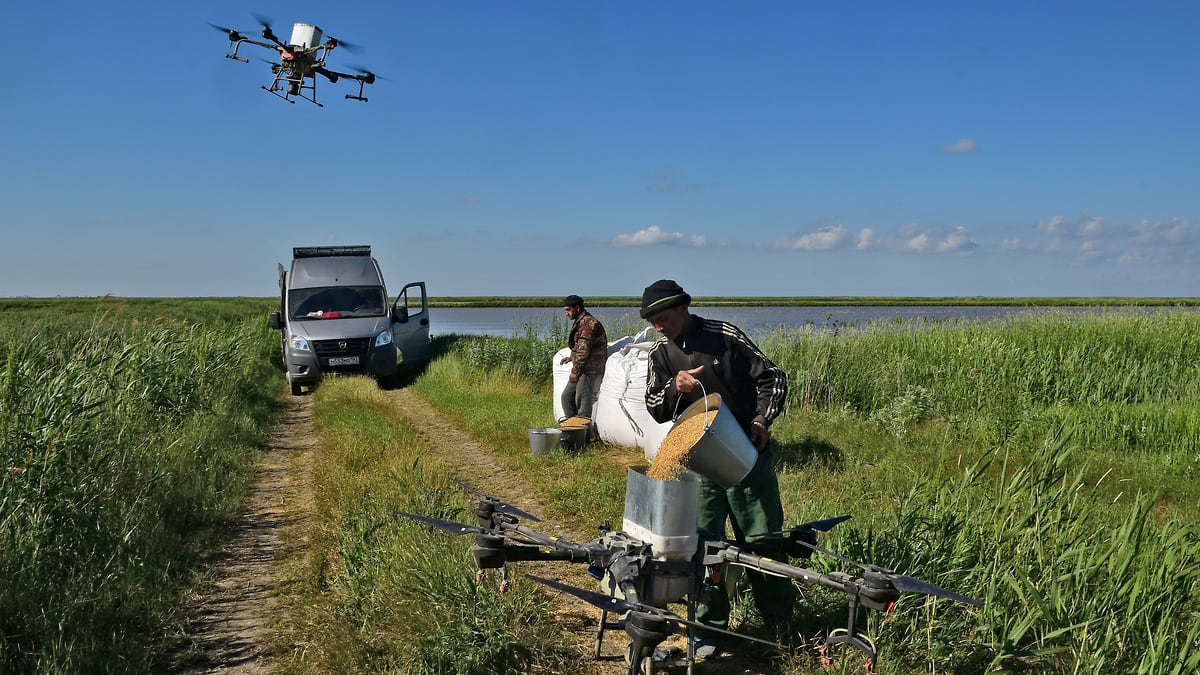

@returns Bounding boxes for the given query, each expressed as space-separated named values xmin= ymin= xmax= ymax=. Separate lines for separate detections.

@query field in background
xmin=0 ymin=297 xmax=282 ymax=673
xmin=4 ymin=297 xmax=1198 ymax=673
xmin=386 ymin=310 xmax=1198 ymax=673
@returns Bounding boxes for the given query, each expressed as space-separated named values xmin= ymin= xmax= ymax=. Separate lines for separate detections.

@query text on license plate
xmin=328 ymin=356 xmax=360 ymax=366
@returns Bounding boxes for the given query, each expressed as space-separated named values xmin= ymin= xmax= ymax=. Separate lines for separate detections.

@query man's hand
xmin=750 ymin=421 xmax=769 ymax=451
xmin=675 ymin=366 xmax=704 ymax=393
xmin=569 ymin=372 xmax=579 ymax=383
xmin=559 ymin=356 xmax=571 ymax=365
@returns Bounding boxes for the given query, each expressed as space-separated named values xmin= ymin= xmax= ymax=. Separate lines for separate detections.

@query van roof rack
xmin=293 ymin=245 xmax=372 ymax=259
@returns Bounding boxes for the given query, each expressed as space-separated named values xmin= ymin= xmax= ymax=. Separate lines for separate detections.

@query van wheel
xmin=288 ymin=374 xmax=303 ymax=396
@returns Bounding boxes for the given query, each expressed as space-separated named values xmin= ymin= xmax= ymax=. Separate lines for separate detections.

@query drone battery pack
xmin=622 ymin=467 xmax=699 ymax=561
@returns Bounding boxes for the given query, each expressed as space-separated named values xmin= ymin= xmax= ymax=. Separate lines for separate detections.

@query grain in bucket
xmin=647 ymin=393 xmax=756 ymax=487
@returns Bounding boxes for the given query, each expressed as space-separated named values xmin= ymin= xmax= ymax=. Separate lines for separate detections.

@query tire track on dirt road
xmin=159 ymin=388 xmax=314 ymax=674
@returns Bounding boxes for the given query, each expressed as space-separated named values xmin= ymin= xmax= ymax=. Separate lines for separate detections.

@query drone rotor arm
xmin=525 ymin=574 xmax=787 ymax=650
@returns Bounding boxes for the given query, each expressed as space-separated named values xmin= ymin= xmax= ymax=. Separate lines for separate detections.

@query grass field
xmin=4 ymin=297 xmax=1198 ymax=674
xmin=300 ymin=309 xmax=1198 ymax=674
xmin=0 ymin=297 xmax=282 ymax=673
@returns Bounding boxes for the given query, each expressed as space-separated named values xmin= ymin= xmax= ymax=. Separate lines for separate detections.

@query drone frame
xmin=397 ymin=479 xmax=980 ymax=675
xmin=215 ymin=23 xmax=373 ymax=106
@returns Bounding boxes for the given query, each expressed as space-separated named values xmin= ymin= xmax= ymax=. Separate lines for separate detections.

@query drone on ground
xmin=209 ymin=15 xmax=378 ymax=106
xmin=398 ymin=477 xmax=980 ymax=675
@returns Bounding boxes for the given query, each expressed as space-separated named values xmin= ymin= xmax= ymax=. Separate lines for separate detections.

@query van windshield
xmin=289 ymin=286 xmax=388 ymax=320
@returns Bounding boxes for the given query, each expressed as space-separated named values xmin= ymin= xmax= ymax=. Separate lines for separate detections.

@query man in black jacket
xmin=641 ymin=279 xmax=794 ymax=658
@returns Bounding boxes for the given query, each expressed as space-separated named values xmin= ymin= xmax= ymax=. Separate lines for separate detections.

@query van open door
xmin=391 ymin=282 xmax=431 ymax=366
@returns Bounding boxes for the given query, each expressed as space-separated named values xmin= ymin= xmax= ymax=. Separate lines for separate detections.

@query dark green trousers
xmin=695 ymin=448 xmax=796 ymax=636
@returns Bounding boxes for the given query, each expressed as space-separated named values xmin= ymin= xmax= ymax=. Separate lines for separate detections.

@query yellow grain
xmin=648 ymin=410 xmax=716 ymax=481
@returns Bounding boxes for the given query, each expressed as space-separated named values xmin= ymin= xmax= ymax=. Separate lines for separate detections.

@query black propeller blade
xmin=325 ymin=36 xmax=362 ymax=53
xmin=800 ymin=540 xmax=981 ymax=606
xmin=209 ymin=23 xmax=242 ymax=41
xmin=395 ymin=511 xmax=489 ymax=536
xmin=353 ymin=68 xmax=377 ymax=85
xmin=251 ymin=12 xmax=281 ymax=44
xmin=451 ymin=478 xmax=541 ymax=522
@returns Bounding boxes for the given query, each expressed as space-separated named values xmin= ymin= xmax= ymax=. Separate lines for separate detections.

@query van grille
xmin=313 ymin=338 xmax=371 ymax=357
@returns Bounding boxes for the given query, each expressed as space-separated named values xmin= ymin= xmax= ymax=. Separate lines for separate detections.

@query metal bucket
xmin=673 ymin=393 xmax=757 ymax=487
xmin=528 ymin=428 xmax=560 ymax=456
xmin=558 ymin=418 xmax=590 ymax=450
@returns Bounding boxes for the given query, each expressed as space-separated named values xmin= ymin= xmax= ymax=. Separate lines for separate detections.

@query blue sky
xmin=3 ymin=1 xmax=1198 ymax=298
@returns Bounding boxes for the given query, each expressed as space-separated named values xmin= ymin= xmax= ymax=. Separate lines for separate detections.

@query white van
xmin=268 ymin=246 xmax=430 ymax=395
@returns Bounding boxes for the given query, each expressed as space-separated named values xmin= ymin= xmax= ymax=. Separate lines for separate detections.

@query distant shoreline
xmin=422 ymin=296 xmax=1200 ymax=308
xmin=3 ymin=296 xmax=1199 ymax=309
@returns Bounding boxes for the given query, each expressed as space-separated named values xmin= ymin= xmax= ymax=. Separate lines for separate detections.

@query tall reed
xmin=0 ymin=301 xmax=280 ymax=673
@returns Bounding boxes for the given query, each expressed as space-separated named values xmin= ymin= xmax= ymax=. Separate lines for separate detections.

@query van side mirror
xmin=391 ymin=306 xmax=409 ymax=323
xmin=269 ymin=311 xmax=283 ymax=330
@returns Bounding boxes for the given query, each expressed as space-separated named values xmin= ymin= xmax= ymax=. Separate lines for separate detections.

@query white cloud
xmin=773 ymin=222 xmax=977 ymax=255
xmin=857 ymin=228 xmax=875 ymax=250
xmin=905 ymin=232 xmax=931 ymax=253
xmin=612 ymin=225 xmax=706 ymax=247
xmin=937 ymin=226 xmax=976 ymax=253
xmin=1023 ymin=214 xmax=1194 ymax=267
xmin=939 ymin=138 xmax=980 ymax=153
xmin=775 ymin=224 xmax=851 ymax=251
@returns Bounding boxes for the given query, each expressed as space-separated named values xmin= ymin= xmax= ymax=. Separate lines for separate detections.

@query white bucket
xmin=674 ymin=393 xmax=757 ymax=487
xmin=528 ymin=428 xmax=560 ymax=456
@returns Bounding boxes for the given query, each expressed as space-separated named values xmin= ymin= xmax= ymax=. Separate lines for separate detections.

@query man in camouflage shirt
xmin=559 ymin=294 xmax=607 ymax=421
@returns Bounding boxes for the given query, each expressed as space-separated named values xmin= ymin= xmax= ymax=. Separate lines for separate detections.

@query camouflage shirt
xmin=568 ymin=310 xmax=607 ymax=375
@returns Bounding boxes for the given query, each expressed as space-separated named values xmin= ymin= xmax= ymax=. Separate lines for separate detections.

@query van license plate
xmin=328 ymin=356 xmax=360 ymax=366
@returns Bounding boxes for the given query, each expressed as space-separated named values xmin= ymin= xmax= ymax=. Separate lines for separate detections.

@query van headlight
xmin=375 ymin=329 xmax=394 ymax=347
xmin=289 ymin=334 xmax=311 ymax=351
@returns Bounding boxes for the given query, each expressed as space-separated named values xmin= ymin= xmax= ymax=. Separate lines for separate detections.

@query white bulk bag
xmin=592 ymin=336 xmax=672 ymax=461
xmin=552 ymin=328 xmax=644 ymax=421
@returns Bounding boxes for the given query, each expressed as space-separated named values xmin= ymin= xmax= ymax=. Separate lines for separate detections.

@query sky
xmin=3 ymin=1 xmax=1198 ymax=298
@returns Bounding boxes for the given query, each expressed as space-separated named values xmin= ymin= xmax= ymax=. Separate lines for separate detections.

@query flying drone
xmin=210 ymin=14 xmax=378 ymax=106
xmin=398 ymin=477 xmax=981 ymax=675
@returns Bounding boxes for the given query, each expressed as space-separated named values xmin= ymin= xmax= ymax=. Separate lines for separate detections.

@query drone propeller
xmin=801 ymin=540 xmax=981 ymax=606
xmin=325 ymin=36 xmax=362 ymax=53
xmin=793 ymin=515 xmax=853 ymax=533
xmin=396 ymin=511 xmax=490 ymax=536
xmin=347 ymin=66 xmax=382 ymax=83
xmin=208 ymin=23 xmax=243 ymax=41
xmin=451 ymin=478 xmax=541 ymax=522
xmin=733 ymin=515 xmax=852 ymax=558
xmin=250 ymin=12 xmax=283 ymax=45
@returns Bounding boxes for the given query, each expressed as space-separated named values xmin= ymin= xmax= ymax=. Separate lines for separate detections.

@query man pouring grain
xmin=641 ymin=279 xmax=795 ymax=658
xmin=558 ymin=295 xmax=607 ymax=423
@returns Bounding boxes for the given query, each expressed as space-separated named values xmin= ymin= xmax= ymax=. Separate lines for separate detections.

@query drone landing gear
xmin=346 ymin=79 xmax=369 ymax=102
xmin=263 ymin=74 xmax=324 ymax=107
xmin=819 ymin=595 xmax=879 ymax=674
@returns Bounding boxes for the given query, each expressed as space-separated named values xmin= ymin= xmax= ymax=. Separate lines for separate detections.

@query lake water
xmin=428 ymin=305 xmax=1163 ymax=340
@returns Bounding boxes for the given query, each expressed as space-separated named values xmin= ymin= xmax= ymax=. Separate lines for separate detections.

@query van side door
xmin=390 ymin=282 xmax=430 ymax=366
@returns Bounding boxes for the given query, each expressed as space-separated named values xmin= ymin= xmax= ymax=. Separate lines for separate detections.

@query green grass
xmin=393 ymin=312 xmax=1200 ymax=674
xmin=0 ymin=297 xmax=282 ymax=674
xmin=274 ymin=377 xmax=586 ymax=675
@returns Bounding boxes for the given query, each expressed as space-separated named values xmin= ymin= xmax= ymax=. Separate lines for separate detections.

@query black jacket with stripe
xmin=645 ymin=314 xmax=787 ymax=434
